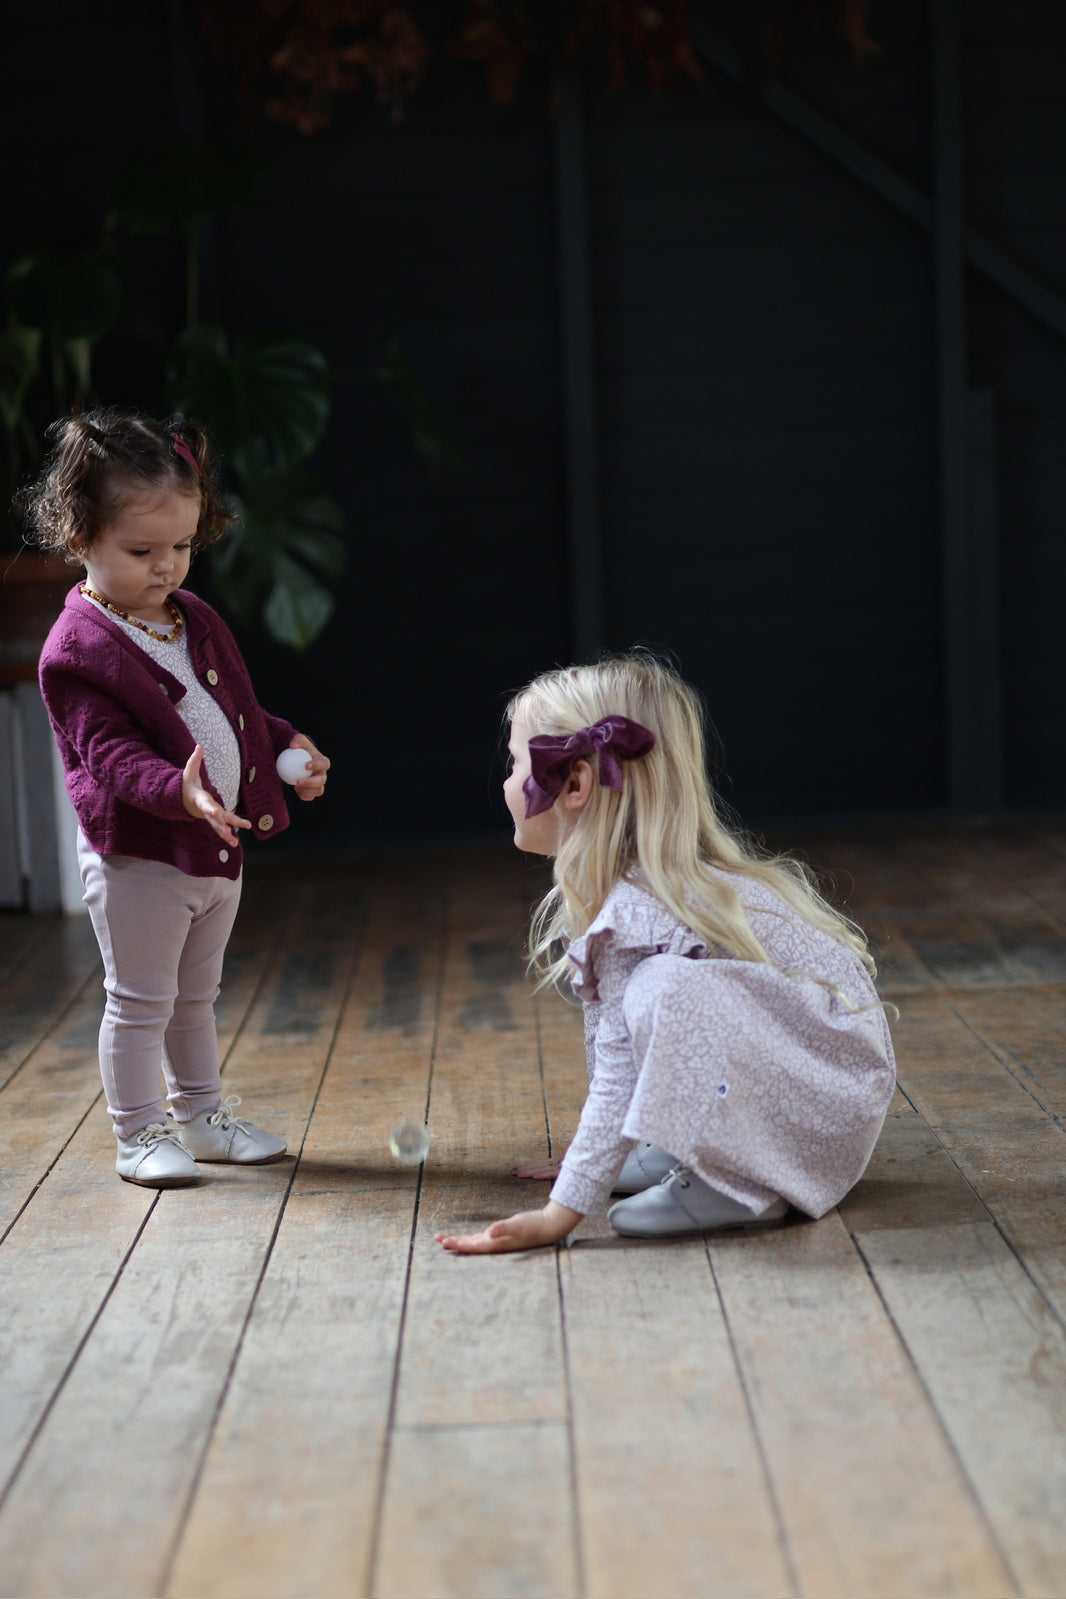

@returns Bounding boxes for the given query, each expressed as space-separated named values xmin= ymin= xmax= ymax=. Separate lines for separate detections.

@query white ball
xmin=276 ymin=748 xmax=312 ymax=785
xmin=389 ymin=1119 xmax=430 ymax=1165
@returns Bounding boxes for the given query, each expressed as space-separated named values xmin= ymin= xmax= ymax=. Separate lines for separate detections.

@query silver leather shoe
xmin=612 ymin=1143 xmax=679 ymax=1194
xmin=115 ymin=1122 xmax=200 ymax=1187
xmin=173 ymin=1096 xmax=287 ymax=1164
xmin=608 ymin=1166 xmax=789 ymax=1238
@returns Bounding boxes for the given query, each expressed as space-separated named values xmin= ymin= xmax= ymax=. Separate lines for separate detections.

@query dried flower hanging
xmin=180 ymin=0 xmax=873 ymax=134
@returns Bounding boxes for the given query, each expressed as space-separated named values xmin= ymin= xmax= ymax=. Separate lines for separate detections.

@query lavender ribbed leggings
xmin=78 ymin=835 xmax=242 ymax=1138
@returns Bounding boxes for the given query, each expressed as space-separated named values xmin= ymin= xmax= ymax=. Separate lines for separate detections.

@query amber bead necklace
xmin=80 ymin=584 xmax=184 ymax=644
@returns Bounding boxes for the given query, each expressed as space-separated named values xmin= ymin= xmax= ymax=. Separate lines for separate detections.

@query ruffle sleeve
xmin=566 ymin=878 xmax=710 ymax=1002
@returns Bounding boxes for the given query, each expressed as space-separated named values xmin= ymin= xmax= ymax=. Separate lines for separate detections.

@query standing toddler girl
xmin=24 ymin=410 xmax=330 ymax=1188
xmin=436 ymin=654 xmax=894 ymax=1253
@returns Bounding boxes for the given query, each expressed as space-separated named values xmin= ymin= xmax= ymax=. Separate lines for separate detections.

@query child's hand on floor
xmin=435 ymin=1200 xmax=581 ymax=1254
xmin=511 ymin=1156 xmax=563 ymax=1180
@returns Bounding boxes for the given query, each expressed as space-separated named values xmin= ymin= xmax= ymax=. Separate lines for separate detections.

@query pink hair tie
xmin=523 ymin=715 xmax=656 ymax=818
xmin=170 ymin=433 xmax=201 ymax=476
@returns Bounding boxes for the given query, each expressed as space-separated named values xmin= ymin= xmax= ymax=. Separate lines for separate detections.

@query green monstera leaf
xmin=108 ymin=133 xmax=265 ymax=236
xmin=374 ymin=333 xmax=465 ymax=478
xmin=7 ymin=248 xmax=122 ymax=342
xmin=210 ymin=468 xmax=345 ymax=651
xmin=262 ymin=553 xmax=336 ymax=653
xmin=0 ymin=327 xmax=42 ymax=435
xmin=166 ymin=326 xmax=331 ymax=478
xmin=0 ymin=326 xmax=44 ymax=498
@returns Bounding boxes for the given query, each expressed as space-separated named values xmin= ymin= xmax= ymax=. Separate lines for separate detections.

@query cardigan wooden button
xmin=238 ymin=713 xmax=245 ymax=730
xmin=218 ymin=849 xmax=229 ymax=863
xmin=158 ymin=682 xmax=168 ymax=694
xmin=206 ymin=669 xmax=219 ymax=686
xmin=247 ymin=766 xmax=256 ymax=784
xmin=257 ymin=814 xmax=274 ymax=831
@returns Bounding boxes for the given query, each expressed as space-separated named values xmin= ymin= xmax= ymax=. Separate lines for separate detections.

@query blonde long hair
xmin=509 ymin=653 xmax=874 ymax=990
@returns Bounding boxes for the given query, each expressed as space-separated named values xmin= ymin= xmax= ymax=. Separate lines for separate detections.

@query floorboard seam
xmin=0 ymin=914 xmax=58 ymax=991
xmin=934 ymin=985 xmax=1066 ymax=1126
xmin=0 ymin=1195 xmax=159 ymax=1514
xmin=0 ymin=960 xmax=101 ymax=1096
xmin=0 ymin=1088 xmax=102 ymax=1248
xmin=214 ymin=905 xmax=289 ymax=1081
xmin=391 ymin=1416 xmax=568 ymax=1435
xmin=1032 ymin=981 xmax=1066 ymax=1025
xmin=157 ymin=910 xmax=364 ymax=1598
xmin=849 ymin=1227 xmax=1022 ymax=1595
xmin=977 ymin=826 xmax=1066 ymax=944
xmin=894 ymin=1067 xmax=1066 ymax=1335
xmin=964 ymin=835 xmax=1066 ymax=938
xmin=556 ymin=1248 xmax=587 ymax=1599
xmin=705 ymin=1240 xmax=801 ymax=1599
xmin=364 ymin=884 xmax=447 ymax=1599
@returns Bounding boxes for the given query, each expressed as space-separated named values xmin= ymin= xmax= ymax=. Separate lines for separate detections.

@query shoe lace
xmin=206 ymin=1094 xmax=252 ymax=1132
xmin=665 ymin=1163 xmax=691 ymax=1189
xmin=137 ymin=1122 xmax=181 ymax=1148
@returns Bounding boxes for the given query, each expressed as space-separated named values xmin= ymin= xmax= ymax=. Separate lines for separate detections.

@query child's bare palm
xmin=435 ymin=1200 xmax=580 ymax=1254
xmin=182 ymin=745 xmax=251 ymax=847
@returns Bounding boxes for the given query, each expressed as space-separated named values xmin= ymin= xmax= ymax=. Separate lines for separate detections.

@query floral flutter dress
xmin=548 ymin=873 xmax=895 ymax=1220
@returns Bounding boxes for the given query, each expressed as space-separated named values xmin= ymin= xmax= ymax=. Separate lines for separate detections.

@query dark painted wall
xmin=587 ymin=5 xmax=941 ymax=820
xmin=6 ymin=1 xmax=1066 ymax=843
xmin=222 ymin=92 xmax=570 ymax=842
xmin=963 ymin=4 xmax=1066 ymax=806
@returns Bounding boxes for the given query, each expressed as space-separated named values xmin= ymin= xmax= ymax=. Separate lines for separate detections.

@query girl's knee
xmin=622 ymin=954 xmax=702 ymax=1045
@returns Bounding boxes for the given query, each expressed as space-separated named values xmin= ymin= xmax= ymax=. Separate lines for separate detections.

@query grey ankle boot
xmin=608 ymin=1167 xmax=788 ymax=1237
xmin=612 ymin=1143 xmax=678 ymax=1194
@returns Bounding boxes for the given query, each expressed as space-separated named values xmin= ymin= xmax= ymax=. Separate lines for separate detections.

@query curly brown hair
xmin=16 ymin=409 xmax=234 ymax=561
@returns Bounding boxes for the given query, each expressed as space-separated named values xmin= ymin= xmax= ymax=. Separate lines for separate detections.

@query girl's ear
xmin=560 ymin=758 xmax=594 ymax=815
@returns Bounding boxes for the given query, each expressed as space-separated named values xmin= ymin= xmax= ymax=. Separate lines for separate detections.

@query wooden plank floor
xmin=2 ymin=821 xmax=1066 ymax=1598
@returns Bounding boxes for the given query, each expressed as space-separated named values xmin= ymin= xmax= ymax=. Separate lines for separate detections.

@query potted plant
xmin=1 ymin=133 xmax=349 ymax=657
xmin=0 ymin=237 xmax=125 ymax=681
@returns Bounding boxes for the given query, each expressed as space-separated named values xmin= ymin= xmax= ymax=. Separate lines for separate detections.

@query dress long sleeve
xmin=549 ymin=941 xmax=646 ymax=1214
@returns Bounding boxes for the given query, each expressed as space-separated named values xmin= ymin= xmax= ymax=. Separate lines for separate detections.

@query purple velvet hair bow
xmin=523 ymin=715 xmax=656 ymax=818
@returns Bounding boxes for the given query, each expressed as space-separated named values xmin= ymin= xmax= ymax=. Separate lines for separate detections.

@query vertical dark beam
xmin=168 ymin=10 xmax=207 ymax=137
xmin=168 ymin=11 xmax=220 ymax=327
xmin=966 ymin=389 xmax=1002 ymax=809
xmin=552 ymin=66 xmax=604 ymax=660
xmin=930 ymin=0 xmax=973 ymax=811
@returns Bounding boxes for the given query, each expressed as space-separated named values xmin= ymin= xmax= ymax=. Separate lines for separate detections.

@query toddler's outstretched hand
xmin=435 ymin=1200 xmax=581 ymax=1255
xmin=182 ymin=745 xmax=253 ymax=847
